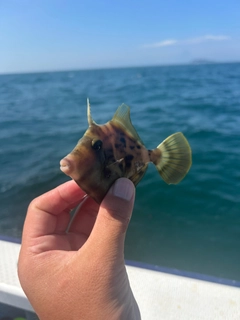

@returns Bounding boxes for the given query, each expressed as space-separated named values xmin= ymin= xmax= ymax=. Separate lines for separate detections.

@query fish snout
xmin=60 ymin=155 xmax=76 ymax=176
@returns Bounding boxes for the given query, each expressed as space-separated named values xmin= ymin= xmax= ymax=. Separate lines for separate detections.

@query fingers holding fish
xmin=87 ymin=178 xmax=135 ymax=256
xmin=67 ymin=195 xmax=99 ymax=238
xmin=23 ymin=181 xmax=86 ymax=240
xmin=67 ymin=178 xmax=135 ymax=257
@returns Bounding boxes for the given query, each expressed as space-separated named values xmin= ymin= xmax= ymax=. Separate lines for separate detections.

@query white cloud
xmin=144 ymin=39 xmax=178 ymax=48
xmin=186 ymin=35 xmax=230 ymax=44
xmin=144 ymin=35 xmax=230 ymax=48
xmin=203 ymin=35 xmax=230 ymax=41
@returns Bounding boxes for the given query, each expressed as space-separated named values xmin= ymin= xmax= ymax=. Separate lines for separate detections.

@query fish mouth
xmin=60 ymin=157 xmax=72 ymax=175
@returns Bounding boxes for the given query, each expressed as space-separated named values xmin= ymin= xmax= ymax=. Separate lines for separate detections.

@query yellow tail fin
xmin=155 ymin=132 xmax=192 ymax=184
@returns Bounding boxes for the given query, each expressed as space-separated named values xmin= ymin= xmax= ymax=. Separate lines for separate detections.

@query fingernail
xmin=112 ymin=178 xmax=134 ymax=201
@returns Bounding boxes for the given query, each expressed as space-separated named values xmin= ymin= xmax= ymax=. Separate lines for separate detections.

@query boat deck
xmin=0 ymin=239 xmax=240 ymax=319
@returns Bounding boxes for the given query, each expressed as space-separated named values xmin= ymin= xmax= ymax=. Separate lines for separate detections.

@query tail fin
xmin=154 ymin=132 xmax=192 ymax=184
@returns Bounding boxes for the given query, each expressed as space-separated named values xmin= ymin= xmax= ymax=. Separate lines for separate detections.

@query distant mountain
xmin=191 ymin=59 xmax=215 ymax=65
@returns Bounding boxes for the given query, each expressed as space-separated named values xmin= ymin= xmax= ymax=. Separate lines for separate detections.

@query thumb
xmin=89 ymin=178 xmax=135 ymax=257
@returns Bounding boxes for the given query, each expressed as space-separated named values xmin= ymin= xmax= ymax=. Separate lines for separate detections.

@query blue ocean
xmin=0 ymin=63 xmax=239 ymax=281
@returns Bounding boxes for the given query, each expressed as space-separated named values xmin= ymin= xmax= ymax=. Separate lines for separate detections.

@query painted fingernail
xmin=112 ymin=178 xmax=134 ymax=201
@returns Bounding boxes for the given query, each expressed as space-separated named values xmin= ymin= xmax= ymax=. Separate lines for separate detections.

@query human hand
xmin=18 ymin=178 xmax=140 ymax=320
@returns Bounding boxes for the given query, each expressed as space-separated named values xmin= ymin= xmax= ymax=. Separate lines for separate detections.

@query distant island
xmin=191 ymin=59 xmax=216 ymax=65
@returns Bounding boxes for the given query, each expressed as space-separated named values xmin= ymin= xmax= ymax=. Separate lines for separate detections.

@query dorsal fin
xmin=87 ymin=98 xmax=97 ymax=127
xmin=111 ymin=103 xmax=143 ymax=143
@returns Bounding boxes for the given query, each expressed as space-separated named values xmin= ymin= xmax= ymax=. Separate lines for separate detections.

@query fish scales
xmin=60 ymin=100 xmax=192 ymax=203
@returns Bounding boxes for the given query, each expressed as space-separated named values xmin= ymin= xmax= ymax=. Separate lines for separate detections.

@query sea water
xmin=0 ymin=63 xmax=239 ymax=281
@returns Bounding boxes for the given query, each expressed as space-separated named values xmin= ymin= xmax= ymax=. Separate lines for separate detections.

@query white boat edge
xmin=0 ymin=236 xmax=240 ymax=320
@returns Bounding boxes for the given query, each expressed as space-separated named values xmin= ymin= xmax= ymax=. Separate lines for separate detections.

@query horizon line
xmin=1 ymin=60 xmax=240 ymax=76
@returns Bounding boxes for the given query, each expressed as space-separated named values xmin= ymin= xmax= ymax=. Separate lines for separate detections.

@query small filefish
xmin=60 ymin=100 xmax=192 ymax=203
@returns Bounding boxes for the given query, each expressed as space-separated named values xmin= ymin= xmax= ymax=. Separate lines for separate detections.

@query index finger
xmin=23 ymin=180 xmax=85 ymax=239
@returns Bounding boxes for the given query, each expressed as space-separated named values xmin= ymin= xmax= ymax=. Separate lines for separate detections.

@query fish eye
xmin=92 ymin=139 xmax=103 ymax=151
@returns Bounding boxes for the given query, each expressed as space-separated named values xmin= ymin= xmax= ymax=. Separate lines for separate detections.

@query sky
xmin=0 ymin=0 xmax=240 ymax=74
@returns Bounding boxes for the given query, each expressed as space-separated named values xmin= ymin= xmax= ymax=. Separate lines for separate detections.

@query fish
xmin=60 ymin=100 xmax=192 ymax=204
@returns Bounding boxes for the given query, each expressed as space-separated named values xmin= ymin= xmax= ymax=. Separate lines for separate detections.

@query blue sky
xmin=1 ymin=0 xmax=240 ymax=73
